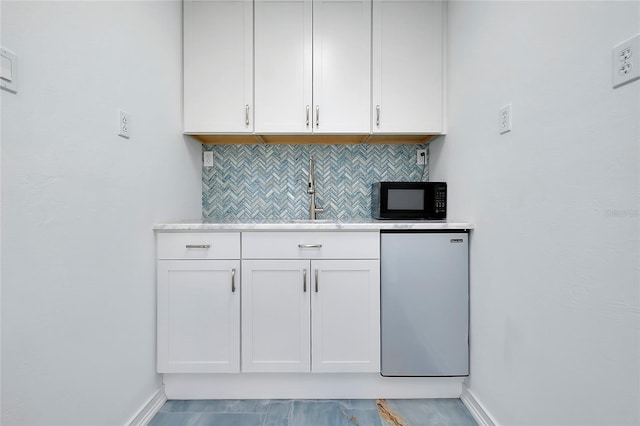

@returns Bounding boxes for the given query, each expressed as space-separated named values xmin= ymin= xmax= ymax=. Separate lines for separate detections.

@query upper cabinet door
xmin=254 ymin=0 xmax=313 ymax=133
xmin=372 ymin=0 xmax=444 ymax=134
xmin=183 ymin=0 xmax=253 ymax=133
xmin=312 ymin=0 xmax=371 ymax=134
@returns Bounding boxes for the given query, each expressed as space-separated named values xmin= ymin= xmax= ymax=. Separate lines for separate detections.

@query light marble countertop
xmin=153 ymin=218 xmax=474 ymax=231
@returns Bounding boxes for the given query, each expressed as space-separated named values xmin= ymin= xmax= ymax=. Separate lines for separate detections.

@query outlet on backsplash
xmin=416 ymin=149 xmax=427 ymax=165
xmin=203 ymin=151 xmax=214 ymax=168
xmin=202 ymin=144 xmax=429 ymax=220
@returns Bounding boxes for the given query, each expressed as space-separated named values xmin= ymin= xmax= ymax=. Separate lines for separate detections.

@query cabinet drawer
xmin=242 ymin=232 xmax=379 ymax=259
xmin=157 ymin=232 xmax=240 ymax=259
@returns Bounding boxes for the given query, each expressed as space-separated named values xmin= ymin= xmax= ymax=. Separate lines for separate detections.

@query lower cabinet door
xmin=157 ymin=260 xmax=240 ymax=373
xmin=311 ymin=260 xmax=380 ymax=373
xmin=242 ymin=259 xmax=311 ymax=372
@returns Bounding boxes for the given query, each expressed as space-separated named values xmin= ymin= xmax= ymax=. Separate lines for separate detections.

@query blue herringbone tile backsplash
xmin=202 ymin=144 xmax=429 ymax=220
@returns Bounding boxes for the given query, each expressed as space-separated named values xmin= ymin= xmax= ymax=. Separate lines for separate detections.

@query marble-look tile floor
xmin=148 ymin=398 xmax=478 ymax=426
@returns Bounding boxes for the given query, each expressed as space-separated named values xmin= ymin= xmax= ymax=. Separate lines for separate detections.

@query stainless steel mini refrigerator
xmin=380 ymin=230 xmax=469 ymax=377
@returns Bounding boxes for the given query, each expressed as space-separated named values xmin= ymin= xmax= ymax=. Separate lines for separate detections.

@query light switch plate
xmin=613 ymin=34 xmax=640 ymax=88
xmin=0 ymin=48 xmax=18 ymax=93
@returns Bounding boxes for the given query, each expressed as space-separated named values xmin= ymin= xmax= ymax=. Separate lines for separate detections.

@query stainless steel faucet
xmin=307 ymin=157 xmax=324 ymax=220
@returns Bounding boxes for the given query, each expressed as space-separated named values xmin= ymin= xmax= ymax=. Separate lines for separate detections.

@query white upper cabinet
xmin=372 ymin=0 xmax=444 ymax=134
xmin=254 ymin=0 xmax=312 ymax=133
xmin=183 ymin=0 xmax=253 ymax=133
xmin=254 ymin=0 xmax=371 ymax=134
xmin=183 ymin=0 xmax=445 ymax=140
xmin=312 ymin=0 xmax=371 ymax=133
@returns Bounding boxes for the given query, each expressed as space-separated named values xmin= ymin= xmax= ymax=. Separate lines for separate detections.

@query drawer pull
xmin=298 ymin=244 xmax=322 ymax=249
xmin=303 ymin=269 xmax=307 ymax=292
xmin=231 ymin=268 xmax=236 ymax=293
xmin=185 ymin=244 xmax=210 ymax=249
xmin=315 ymin=269 xmax=319 ymax=293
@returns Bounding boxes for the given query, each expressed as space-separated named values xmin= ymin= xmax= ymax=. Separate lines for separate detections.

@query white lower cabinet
xmin=241 ymin=232 xmax=380 ymax=373
xmin=156 ymin=231 xmax=380 ymax=375
xmin=241 ymin=259 xmax=311 ymax=372
xmin=156 ymin=233 xmax=241 ymax=373
xmin=156 ymin=229 xmax=469 ymax=399
xmin=310 ymin=259 xmax=380 ymax=373
xmin=157 ymin=261 xmax=240 ymax=373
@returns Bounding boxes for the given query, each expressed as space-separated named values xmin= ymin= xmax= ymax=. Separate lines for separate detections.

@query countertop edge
xmin=153 ymin=221 xmax=474 ymax=231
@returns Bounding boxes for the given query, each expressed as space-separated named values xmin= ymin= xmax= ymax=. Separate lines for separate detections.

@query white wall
xmin=0 ymin=2 xmax=3 ymax=421
xmin=430 ymin=1 xmax=639 ymax=425
xmin=1 ymin=2 xmax=201 ymax=425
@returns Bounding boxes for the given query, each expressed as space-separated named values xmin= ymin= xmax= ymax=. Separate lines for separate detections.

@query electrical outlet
xmin=118 ymin=109 xmax=130 ymax=138
xmin=416 ymin=149 xmax=427 ymax=165
xmin=613 ymin=34 xmax=640 ymax=88
xmin=203 ymin=151 xmax=214 ymax=168
xmin=499 ymin=104 xmax=512 ymax=135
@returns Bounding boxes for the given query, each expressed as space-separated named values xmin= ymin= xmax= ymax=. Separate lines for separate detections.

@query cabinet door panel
xmin=242 ymin=260 xmax=311 ymax=372
xmin=157 ymin=260 xmax=240 ymax=373
xmin=311 ymin=260 xmax=380 ymax=373
xmin=184 ymin=0 xmax=253 ymax=133
xmin=254 ymin=0 xmax=313 ymax=133
xmin=372 ymin=0 xmax=443 ymax=133
xmin=313 ymin=0 xmax=371 ymax=133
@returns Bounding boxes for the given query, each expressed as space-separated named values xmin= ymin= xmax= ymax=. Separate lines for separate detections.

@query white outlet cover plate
xmin=499 ymin=104 xmax=512 ymax=134
xmin=118 ymin=109 xmax=130 ymax=138
xmin=203 ymin=151 xmax=214 ymax=167
xmin=613 ymin=34 xmax=640 ymax=88
xmin=416 ymin=149 xmax=427 ymax=165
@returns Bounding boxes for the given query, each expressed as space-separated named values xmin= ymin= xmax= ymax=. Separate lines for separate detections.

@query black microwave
xmin=372 ymin=181 xmax=447 ymax=220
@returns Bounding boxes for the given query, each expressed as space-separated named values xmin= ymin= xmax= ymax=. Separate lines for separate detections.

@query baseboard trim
xmin=127 ymin=385 xmax=167 ymax=426
xmin=163 ymin=373 xmax=464 ymax=400
xmin=460 ymin=385 xmax=498 ymax=426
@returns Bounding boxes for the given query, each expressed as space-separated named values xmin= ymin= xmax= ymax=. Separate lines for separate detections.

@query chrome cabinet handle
xmin=315 ymin=105 xmax=319 ymax=127
xmin=298 ymin=244 xmax=322 ymax=249
xmin=306 ymin=105 xmax=310 ymax=127
xmin=376 ymin=105 xmax=380 ymax=126
xmin=231 ymin=268 xmax=236 ymax=293
xmin=185 ymin=244 xmax=210 ymax=249
xmin=303 ymin=269 xmax=307 ymax=292
xmin=315 ymin=269 xmax=319 ymax=293
xmin=245 ymin=105 xmax=250 ymax=126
